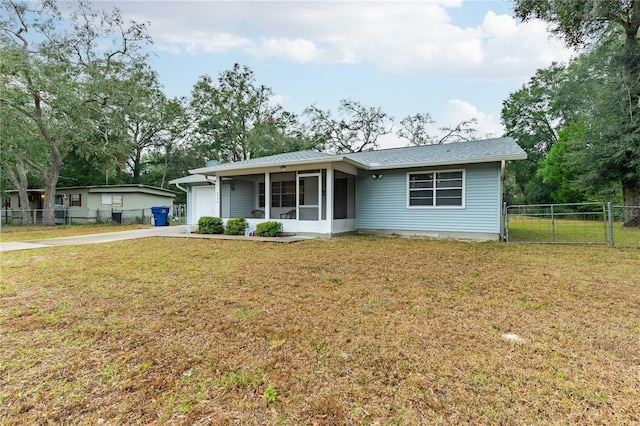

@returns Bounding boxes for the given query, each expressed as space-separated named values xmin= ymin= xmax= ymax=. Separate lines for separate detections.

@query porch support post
xmin=326 ymin=166 xmax=334 ymax=231
xmin=265 ymin=172 xmax=271 ymax=220
xmin=216 ymin=175 xmax=222 ymax=218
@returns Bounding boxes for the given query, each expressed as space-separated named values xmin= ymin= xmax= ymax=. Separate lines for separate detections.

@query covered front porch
xmin=214 ymin=164 xmax=356 ymax=236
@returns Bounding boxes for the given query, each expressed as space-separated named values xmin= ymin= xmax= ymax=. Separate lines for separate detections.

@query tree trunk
xmin=42 ymin=178 xmax=57 ymax=226
xmin=132 ymin=147 xmax=142 ymax=183
xmin=2 ymin=162 xmax=32 ymax=226
xmin=40 ymin=146 xmax=62 ymax=227
xmin=622 ymin=177 xmax=640 ymax=227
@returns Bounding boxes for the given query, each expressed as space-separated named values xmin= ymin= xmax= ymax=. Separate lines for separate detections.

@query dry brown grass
xmin=1 ymin=236 xmax=639 ymax=424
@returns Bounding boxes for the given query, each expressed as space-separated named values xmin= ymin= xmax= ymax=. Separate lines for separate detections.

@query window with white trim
xmin=408 ymin=170 xmax=464 ymax=207
xmin=101 ymin=194 xmax=123 ymax=207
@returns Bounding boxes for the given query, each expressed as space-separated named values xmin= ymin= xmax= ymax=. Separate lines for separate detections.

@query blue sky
xmin=98 ymin=1 xmax=574 ymax=148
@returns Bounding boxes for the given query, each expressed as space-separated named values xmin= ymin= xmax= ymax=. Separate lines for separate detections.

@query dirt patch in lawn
xmin=1 ymin=237 xmax=639 ymax=424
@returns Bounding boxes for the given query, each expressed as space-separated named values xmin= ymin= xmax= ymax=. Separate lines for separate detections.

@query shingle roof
xmin=344 ymin=137 xmax=526 ymax=169
xmin=190 ymin=150 xmax=335 ymax=174
xmin=189 ymin=138 xmax=526 ymax=175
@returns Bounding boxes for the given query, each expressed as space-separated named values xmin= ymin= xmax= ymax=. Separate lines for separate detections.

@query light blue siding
xmin=229 ymin=180 xmax=255 ymax=218
xmin=356 ymin=163 xmax=502 ymax=234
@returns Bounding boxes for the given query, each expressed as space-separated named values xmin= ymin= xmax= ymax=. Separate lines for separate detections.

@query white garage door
xmin=193 ymin=185 xmax=218 ymax=224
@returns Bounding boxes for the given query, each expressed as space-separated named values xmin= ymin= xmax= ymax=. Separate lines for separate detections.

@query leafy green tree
xmin=0 ymin=0 xmax=151 ymax=225
xmin=0 ymin=105 xmax=43 ymax=224
xmin=501 ymin=65 xmax=568 ymax=204
xmin=537 ymin=121 xmax=588 ymax=203
xmin=303 ymin=99 xmax=393 ymax=153
xmin=111 ymin=68 xmax=192 ymax=185
xmin=514 ymin=0 xmax=640 ymax=223
xmin=191 ymin=64 xmax=307 ymax=163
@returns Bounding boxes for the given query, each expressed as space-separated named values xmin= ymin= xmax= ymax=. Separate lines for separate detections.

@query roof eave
xmin=189 ymin=156 xmax=346 ymax=175
xmin=364 ymin=154 xmax=528 ymax=170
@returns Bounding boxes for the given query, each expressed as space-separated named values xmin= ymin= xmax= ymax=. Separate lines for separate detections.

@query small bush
xmin=198 ymin=216 xmax=224 ymax=234
xmin=224 ymin=217 xmax=248 ymax=235
xmin=254 ymin=221 xmax=283 ymax=237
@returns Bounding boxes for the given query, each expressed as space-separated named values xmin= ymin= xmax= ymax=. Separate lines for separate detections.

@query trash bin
xmin=111 ymin=211 xmax=122 ymax=224
xmin=150 ymin=206 xmax=170 ymax=226
xmin=54 ymin=205 xmax=67 ymax=225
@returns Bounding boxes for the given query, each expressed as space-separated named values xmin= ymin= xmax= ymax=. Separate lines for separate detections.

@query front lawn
xmin=1 ymin=237 xmax=638 ymax=424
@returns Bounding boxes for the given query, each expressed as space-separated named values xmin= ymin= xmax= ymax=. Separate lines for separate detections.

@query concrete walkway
xmin=0 ymin=226 xmax=313 ymax=252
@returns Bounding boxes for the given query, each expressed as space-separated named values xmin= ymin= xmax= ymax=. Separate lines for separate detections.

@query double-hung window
xmin=101 ymin=194 xmax=123 ymax=207
xmin=408 ymin=170 xmax=464 ymax=208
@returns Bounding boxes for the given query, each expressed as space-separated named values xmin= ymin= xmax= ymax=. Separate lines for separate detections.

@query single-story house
xmin=3 ymin=184 xmax=175 ymax=225
xmin=180 ymin=137 xmax=526 ymax=240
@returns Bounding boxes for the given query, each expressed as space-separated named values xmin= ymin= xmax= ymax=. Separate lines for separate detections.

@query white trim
xmin=365 ymin=154 xmax=526 ymax=171
xmin=406 ymin=169 xmax=466 ymax=209
xmin=297 ymin=171 xmax=322 ymax=221
xmin=190 ymin=157 xmax=344 ymax=175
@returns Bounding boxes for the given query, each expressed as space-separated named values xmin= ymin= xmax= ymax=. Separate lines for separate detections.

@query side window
xmin=102 ymin=194 xmax=123 ymax=207
xmin=408 ymin=170 xmax=464 ymax=208
xmin=70 ymin=194 xmax=81 ymax=207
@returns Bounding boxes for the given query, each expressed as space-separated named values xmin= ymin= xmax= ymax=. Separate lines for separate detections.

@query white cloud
xmin=159 ymin=32 xmax=252 ymax=54
xmin=268 ymin=93 xmax=286 ymax=107
xmin=478 ymin=12 xmax=574 ymax=79
xmin=247 ymin=38 xmax=324 ymax=63
xmin=111 ymin=1 xmax=573 ymax=80
xmin=440 ymin=99 xmax=504 ymax=139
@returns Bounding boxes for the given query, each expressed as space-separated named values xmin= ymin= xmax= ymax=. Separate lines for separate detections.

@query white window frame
xmin=101 ymin=194 xmax=123 ymax=207
xmin=406 ymin=169 xmax=465 ymax=209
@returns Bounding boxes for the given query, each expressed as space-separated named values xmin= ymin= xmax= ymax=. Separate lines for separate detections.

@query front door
xmin=297 ymin=173 xmax=321 ymax=220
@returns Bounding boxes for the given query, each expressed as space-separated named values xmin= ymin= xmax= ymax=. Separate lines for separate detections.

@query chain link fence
xmin=1 ymin=207 xmax=155 ymax=226
xmin=505 ymin=203 xmax=640 ymax=248
xmin=1 ymin=205 xmax=187 ymax=227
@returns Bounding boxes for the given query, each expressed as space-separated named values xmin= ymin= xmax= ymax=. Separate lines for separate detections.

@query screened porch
xmin=216 ymin=167 xmax=355 ymax=235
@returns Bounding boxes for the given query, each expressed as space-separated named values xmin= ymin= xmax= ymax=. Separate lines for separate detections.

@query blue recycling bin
xmin=151 ymin=206 xmax=170 ymax=226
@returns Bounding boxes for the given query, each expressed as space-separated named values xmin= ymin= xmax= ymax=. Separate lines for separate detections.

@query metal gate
xmin=505 ymin=202 xmax=609 ymax=245
xmin=504 ymin=203 xmax=640 ymax=248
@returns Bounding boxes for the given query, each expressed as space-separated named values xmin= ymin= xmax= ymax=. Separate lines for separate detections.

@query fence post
xmin=607 ymin=202 xmax=614 ymax=248
xmin=502 ymin=202 xmax=508 ymax=242
xmin=551 ymin=204 xmax=555 ymax=242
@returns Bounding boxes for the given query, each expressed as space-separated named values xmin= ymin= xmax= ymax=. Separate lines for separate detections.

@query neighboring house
xmin=3 ymin=184 xmax=175 ymax=225
xmin=169 ymin=174 xmax=217 ymax=225
xmin=179 ymin=138 xmax=526 ymax=240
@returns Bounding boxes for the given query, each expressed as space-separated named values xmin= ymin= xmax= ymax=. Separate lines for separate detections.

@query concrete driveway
xmin=0 ymin=226 xmax=185 ymax=252
xmin=0 ymin=226 xmax=312 ymax=252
